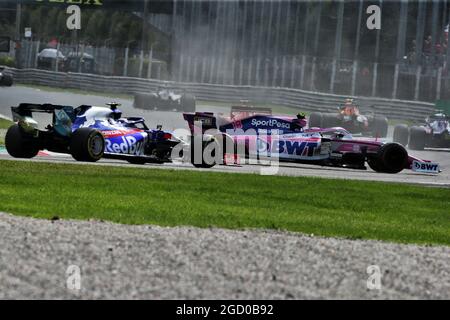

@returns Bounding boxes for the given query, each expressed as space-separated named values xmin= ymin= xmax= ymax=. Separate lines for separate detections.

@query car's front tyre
xmin=367 ymin=143 xmax=408 ymax=174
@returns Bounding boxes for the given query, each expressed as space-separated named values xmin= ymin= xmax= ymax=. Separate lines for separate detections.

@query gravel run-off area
xmin=0 ymin=212 xmax=449 ymax=299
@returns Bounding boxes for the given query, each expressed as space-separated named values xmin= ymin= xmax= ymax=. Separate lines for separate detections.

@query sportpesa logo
xmin=251 ymin=119 xmax=290 ymax=129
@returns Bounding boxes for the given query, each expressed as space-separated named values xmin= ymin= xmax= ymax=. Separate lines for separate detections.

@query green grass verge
xmin=0 ymin=118 xmax=13 ymax=130
xmin=0 ymin=160 xmax=449 ymax=245
xmin=0 ymin=118 xmax=13 ymax=146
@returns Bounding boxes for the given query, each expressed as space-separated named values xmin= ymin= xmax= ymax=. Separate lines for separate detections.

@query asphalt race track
xmin=1 ymin=85 xmax=449 ymax=186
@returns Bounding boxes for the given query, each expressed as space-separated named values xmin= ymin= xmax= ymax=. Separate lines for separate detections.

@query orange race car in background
xmin=309 ymin=98 xmax=389 ymax=138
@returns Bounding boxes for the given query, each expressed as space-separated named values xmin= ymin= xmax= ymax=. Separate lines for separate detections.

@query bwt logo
xmin=258 ymin=139 xmax=318 ymax=157
xmin=414 ymin=161 xmax=439 ymax=172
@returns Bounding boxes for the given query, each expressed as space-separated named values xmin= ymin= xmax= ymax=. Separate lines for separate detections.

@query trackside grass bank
xmin=0 ymin=160 xmax=449 ymax=245
xmin=0 ymin=118 xmax=13 ymax=129
xmin=0 ymin=118 xmax=13 ymax=145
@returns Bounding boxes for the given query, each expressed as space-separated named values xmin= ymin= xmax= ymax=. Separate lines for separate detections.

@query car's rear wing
xmin=11 ymin=103 xmax=75 ymax=118
xmin=230 ymin=105 xmax=272 ymax=120
xmin=11 ymin=103 xmax=78 ymax=137
xmin=183 ymin=112 xmax=218 ymax=135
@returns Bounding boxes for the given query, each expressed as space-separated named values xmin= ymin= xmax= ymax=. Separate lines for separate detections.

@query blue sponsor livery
xmin=412 ymin=160 xmax=440 ymax=173
xmin=258 ymin=138 xmax=319 ymax=157
xmin=220 ymin=115 xmax=294 ymax=134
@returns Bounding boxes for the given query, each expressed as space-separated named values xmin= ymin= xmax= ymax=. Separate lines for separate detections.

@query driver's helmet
xmin=159 ymin=89 xmax=170 ymax=100
xmin=111 ymin=108 xmax=122 ymax=120
xmin=107 ymin=102 xmax=122 ymax=120
xmin=344 ymin=98 xmax=354 ymax=105
xmin=297 ymin=112 xmax=306 ymax=120
xmin=294 ymin=112 xmax=307 ymax=127
xmin=341 ymin=98 xmax=358 ymax=116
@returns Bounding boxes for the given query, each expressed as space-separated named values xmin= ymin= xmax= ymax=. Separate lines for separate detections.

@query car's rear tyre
xmin=372 ymin=115 xmax=388 ymax=138
xmin=70 ymin=128 xmax=104 ymax=162
xmin=308 ymin=112 xmax=322 ymax=128
xmin=393 ymin=124 xmax=409 ymax=146
xmin=1 ymin=74 xmax=13 ymax=86
xmin=180 ymin=94 xmax=196 ymax=112
xmin=5 ymin=124 xmax=39 ymax=158
xmin=133 ymin=93 xmax=151 ymax=109
xmin=190 ymin=136 xmax=220 ymax=168
xmin=147 ymin=94 xmax=158 ymax=110
xmin=408 ymin=126 xmax=426 ymax=150
xmin=322 ymin=113 xmax=338 ymax=128
xmin=367 ymin=143 xmax=408 ymax=174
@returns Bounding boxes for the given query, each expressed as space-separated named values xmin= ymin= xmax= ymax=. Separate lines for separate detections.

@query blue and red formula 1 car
xmin=5 ymin=102 xmax=219 ymax=168
xmin=183 ymin=107 xmax=440 ymax=174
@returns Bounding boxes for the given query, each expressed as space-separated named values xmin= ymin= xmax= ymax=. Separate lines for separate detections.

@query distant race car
xmin=134 ymin=87 xmax=196 ymax=112
xmin=5 ymin=102 xmax=220 ymax=168
xmin=0 ymin=67 xmax=13 ymax=86
xmin=183 ymin=107 xmax=440 ymax=174
xmin=309 ymin=99 xmax=388 ymax=138
xmin=393 ymin=111 xmax=450 ymax=150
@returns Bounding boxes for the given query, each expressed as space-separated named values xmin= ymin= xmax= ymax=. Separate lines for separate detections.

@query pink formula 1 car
xmin=183 ymin=110 xmax=440 ymax=174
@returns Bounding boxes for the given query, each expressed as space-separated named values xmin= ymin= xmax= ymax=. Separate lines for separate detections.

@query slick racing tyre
xmin=393 ymin=124 xmax=409 ymax=147
xmin=0 ymin=74 xmax=13 ymax=86
xmin=322 ymin=113 xmax=338 ymax=128
xmin=180 ymin=94 xmax=196 ymax=113
xmin=308 ymin=112 xmax=323 ymax=128
xmin=147 ymin=94 xmax=158 ymax=110
xmin=5 ymin=124 xmax=39 ymax=158
xmin=70 ymin=128 xmax=104 ymax=162
xmin=372 ymin=115 xmax=388 ymax=138
xmin=190 ymin=136 xmax=220 ymax=168
xmin=367 ymin=143 xmax=408 ymax=174
xmin=133 ymin=93 xmax=154 ymax=110
xmin=408 ymin=126 xmax=426 ymax=150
